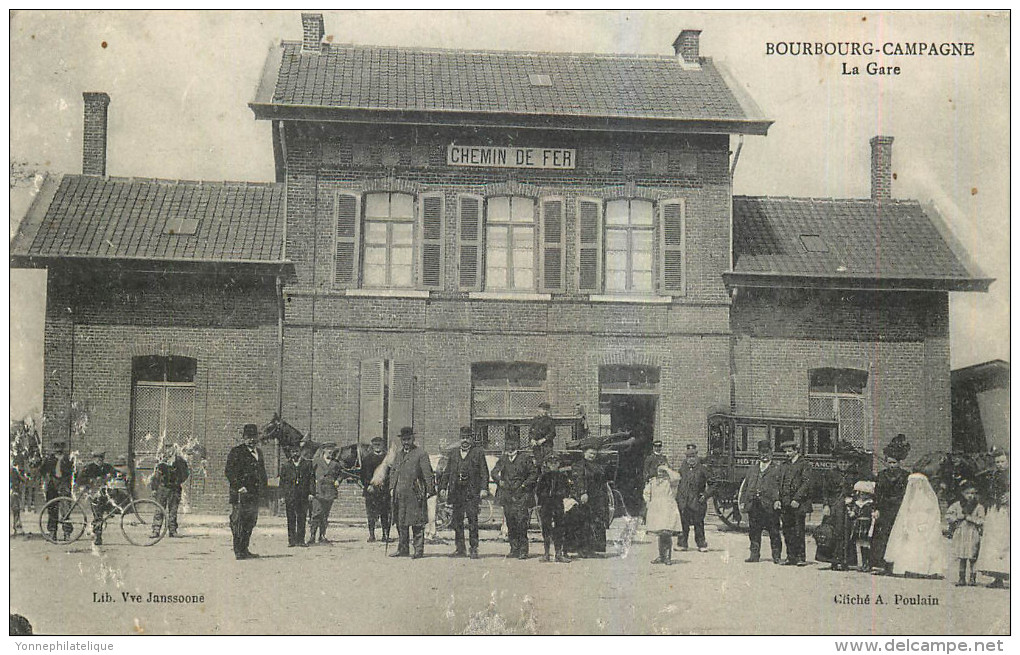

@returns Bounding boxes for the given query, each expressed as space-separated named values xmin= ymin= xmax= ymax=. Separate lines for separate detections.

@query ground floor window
xmin=130 ymin=356 xmax=196 ymax=493
xmin=471 ymin=362 xmax=547 ymax=450
xmin=808 ymin=368 xmax=868 ymax=449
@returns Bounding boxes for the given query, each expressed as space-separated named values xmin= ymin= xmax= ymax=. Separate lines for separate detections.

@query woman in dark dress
xmin=871 ymin=434 xmax=910 ymax=574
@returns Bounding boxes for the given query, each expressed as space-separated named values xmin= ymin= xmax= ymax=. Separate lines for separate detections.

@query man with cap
xmin=493 ymin=433 xmax=538 ymax=559
xmin=80 ymin=451 xmax=119 ymax=545
xmin=360 ymin=436 xmax=391 ymax=543
xmin=388 ymin=426 xmax=436 ymax=558
xmin=871 ymin=434 xmax=911 ymax=574
xmin=536 ymin=452 xmax=571 ymax=562
xmin=224 ymin=424 xmax=268 ymax=560
xmin=309 ymin=447 xmax=342 ymax=544
xmin=40 ymin=440 xmax=74 ymax=541
xmin=675 ymin=443 xmax=710 ymax=552
xmin=643 ymin=440 xmax=668 ymax=484
xmin=279 ymin=446 xmax=314 ymax=546
xmin=150 ymin=445 xmax=190 ymax=538
xmin=529 ymin=402 xmax=556 ymax=462
xmin=738 ymin=440 xmax=783 ymax=563
xmin=571 ymin=444 xmax=610 ymax=557
xmin=439 ymin=426 xmax=490 ymax=559
xmin=778 ymin=439 xmax=813 ymax=565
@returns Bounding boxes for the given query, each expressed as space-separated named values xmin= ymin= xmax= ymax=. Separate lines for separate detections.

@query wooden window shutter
xmin=334 ymin=192 xmax=362 ymax=287
xmin=660 ymin=198 xmax=686 ymax=294
xmin=419 ymin=193 xmax=444 ymax=290
xmin=358 ymin=360 xmax=384 ymax=444
xmin=457 ymin=194 xmax=483 ymax=291
xmin=539 ymin=197 xmax=565 ymax=293
xmin=387 ymin=361 xmax=414 ymax=445
xmin=576 ymin=198 xmax=603 ymax=293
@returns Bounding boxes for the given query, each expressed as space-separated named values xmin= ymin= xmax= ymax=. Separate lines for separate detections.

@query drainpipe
xmin=276 ymin=274 xmax=285 ymax=476
xmin=727 ymin=136 xmax=744 ymax=414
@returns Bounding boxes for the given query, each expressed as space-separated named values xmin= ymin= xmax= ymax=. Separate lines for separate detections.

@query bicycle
xmin=38 ymin=478 xmax=168 ymax=546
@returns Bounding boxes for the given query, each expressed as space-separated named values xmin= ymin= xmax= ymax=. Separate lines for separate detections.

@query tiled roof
xmin=731 ymin=196 xmax=989 ymax=290
xmin=11 ymin=174 xmax=286 ymax=264
xmin=252 ymin=42 xmax=770 ymax=131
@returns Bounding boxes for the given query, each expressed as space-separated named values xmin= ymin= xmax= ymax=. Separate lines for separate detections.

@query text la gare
xmin=842 ymin=61 xmax=900 ymax=76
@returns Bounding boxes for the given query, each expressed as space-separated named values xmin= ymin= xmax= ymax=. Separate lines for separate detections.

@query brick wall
xmin=730 ymin=288 xmax=952 ymax=456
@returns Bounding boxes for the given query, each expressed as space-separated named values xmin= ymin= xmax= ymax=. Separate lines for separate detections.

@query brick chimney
xmin=82 ymin=92 xmax=110 ymax=177
xmin=301 ymin=13 xmax=325 ymax=53
xmin=870 ymin=135 xmax=894 ymax=201
xmin=673 ymin=29 xmax=702 ymax=67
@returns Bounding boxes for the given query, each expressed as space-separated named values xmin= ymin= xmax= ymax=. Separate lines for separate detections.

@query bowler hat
xmin=399 ymin=426 xmax=415 ymax=438
xmin=883 ymin=434 xmax=910 ymax=461
xmin=242 ymin=424 xmax=258 ymax=439
xmin=459 ymin=426 xmax=474 ymax=439
xmin=757 ymin=440 xmax=772 ymax=455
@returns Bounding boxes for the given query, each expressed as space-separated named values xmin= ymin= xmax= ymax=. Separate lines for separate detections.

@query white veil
xmin=884 ymin=472 xmax=946 ymax=576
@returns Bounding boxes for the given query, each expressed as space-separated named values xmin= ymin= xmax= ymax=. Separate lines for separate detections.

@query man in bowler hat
xmin=493 ymin=433 xmax=538 ymax=559
xmin=225 ymin=424 xmax=268 ymax=560
xmin=738 ymin=440 xmax=783 ymax=563
xmin=439 ymin=426 xmax=490 ymax=559
xmin=675 ymin=443 xmax=710 ymax=552
xmin=279 ymin=447 xmax=314 ymax=546
xmin=389 ymin=427 xmax=435 ymax=558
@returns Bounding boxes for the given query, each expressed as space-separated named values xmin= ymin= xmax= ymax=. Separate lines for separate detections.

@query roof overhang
xmin=723 ymin=271 xmax=994 ymax=293
xmin=249 ymin=102 xmax=773 ymax=136
xmin=10 ymin=254 xmax=295 ymax=277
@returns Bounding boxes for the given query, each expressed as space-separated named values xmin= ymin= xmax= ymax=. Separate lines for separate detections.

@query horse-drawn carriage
xmin=704 ymin=411 xmax=846 ymax=529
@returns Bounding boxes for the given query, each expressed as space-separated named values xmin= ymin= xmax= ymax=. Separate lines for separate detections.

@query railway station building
xmin=11 ymin=14 xmax=991 ymax=513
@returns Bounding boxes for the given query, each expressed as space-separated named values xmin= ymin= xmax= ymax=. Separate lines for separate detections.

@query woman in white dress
xmin=884 ymin=472 xmax=946 ymax=577
xmin=976 ymin=450 xmax=1010 ymax=588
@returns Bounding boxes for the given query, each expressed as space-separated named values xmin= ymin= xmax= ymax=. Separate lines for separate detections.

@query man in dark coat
xmin=439 ymin=426 xmax=490 ymax=559
xmin=643 ymin=440 xmax=668 ymax=484
xmin=279 ymin=447 xmax=314 ymax=546
xmin=80 ymin=451 xmax=118 ymax=545
xmin=150 ymin=446 xmax=190 ymax=538
xmin=529 ymin=402 xmax=556 ymax=462
xmin=819 ymin=442 xmax=866 ymax=570
xmin=224 ymin=424 xmax=268 ymax=560
xmin=388 ymin=427 xmax=436 ymax=559
xmin=675 ymin=443 xmax=710 ymax=552
xmin=872 ymin=434 xmax=911 ymax=574
xmin=738 ymin=440 xmax=783 ymax=563
xmin=360 ymin=436 xmax=391 ymax=543
xmin=493 ymin=434 xmax=538 ymax=559
xmin=536 ymin=452 xmax=571 ymax=563
xmin=778 ymin=440 xmax=813 ymax=566
xmin=41 ymin=441 xmax=74 ymax=541
xmin=571 ymin=445 xmax=609 ymax=557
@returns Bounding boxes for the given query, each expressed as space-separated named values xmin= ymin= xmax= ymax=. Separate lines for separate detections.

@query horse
xmin=262 ymin=414 xmax=367 ymax=485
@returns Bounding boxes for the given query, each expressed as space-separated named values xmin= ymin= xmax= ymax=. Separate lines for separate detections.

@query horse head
xmin=262 ymin=414 xmax=305 ymax=450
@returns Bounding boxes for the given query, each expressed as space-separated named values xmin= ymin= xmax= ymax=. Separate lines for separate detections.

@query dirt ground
xmin=8 ymin=512 xmax=1009 ymax=635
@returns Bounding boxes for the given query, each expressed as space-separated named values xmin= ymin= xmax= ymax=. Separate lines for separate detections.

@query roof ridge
xmin=74 ymin=174 xmax=280 ymax=189
xmin=280 ymin=39 xmax=699 ymax=63
xmin=735 ymin=195 xmax=920 ymax=205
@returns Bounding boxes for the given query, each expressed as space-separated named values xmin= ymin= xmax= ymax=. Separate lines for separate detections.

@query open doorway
xmin=599 ymin=365 xmax=659 ymax=516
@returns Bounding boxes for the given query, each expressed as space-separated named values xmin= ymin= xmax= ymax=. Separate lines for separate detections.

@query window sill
xmin=468 ymin=291 xmax=552 ymax=302
xmin=588 ymin=294 xmax=673 ymax=304
xmin=345 ymin=288 xmax=431 ymax=299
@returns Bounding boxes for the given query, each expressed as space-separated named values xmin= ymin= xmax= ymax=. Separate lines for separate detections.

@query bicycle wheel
xmin=121 ymin=499 xmax=168 ymax=546
xmin=481 ymin=498 xmax=496 ymax=525
xmin=38 ymin=497 xmax=87 ymax=544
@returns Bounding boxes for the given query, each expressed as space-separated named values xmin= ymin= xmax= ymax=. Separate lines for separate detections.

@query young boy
xmin=536 ymin=453 xmax=571 ymax=563
xmin=847 ymin=480 xmax=876 ymax=572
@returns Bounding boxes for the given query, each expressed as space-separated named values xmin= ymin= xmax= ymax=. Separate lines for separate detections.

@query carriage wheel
xmin=38 ymin=497 xmax=87 ymax=544
xmin=713 ymin=495 xmax=744 ymax=530
xmin=480 ymin=499 xmax=496 ymax=525
xmin=434 ymin=502 xmax=453 ymax=530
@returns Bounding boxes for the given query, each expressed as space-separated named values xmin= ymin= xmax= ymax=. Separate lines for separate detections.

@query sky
xmin=8 ymin=10 xmax=1010 ymax=421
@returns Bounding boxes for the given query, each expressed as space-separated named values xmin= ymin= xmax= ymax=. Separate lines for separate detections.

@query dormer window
xmin=528 ymin=73 xmax=552 ymax=87
xmin=163 ymin=217 xmax=199 ymax=236
xmin=800 ymin=234 xmax=829 ymax=253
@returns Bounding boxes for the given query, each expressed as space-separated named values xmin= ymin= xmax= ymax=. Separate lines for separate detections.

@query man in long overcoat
xmin=360 ymin=436 xmax=391 ymax=543
xmin=439 ymin=426 xmax=490 ymax=558
xmin=571 ymin=445 xmax=609 ymax=557
xmin=738 ymin=440 xmax=783 ymax=563
xmin=279 ymin=447 xmax=314 ymax=546
xmin=493 ymin=433 xmax=537 ymax=559
xmin=224 ymin=424 xmax=268 ymax=560
xmin=872 ymin=434 xmax=911 ymax=574
xmin=675 ymin=443 xmax=710 ymax=552
xmin=778 ymin=440 xmax=813 ymax=566
xmin=388 ymin=426 xmax=436 ymax=558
